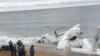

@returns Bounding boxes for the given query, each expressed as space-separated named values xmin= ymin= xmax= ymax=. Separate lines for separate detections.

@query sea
xmin=0 ymin=3 xmax=100 ymax=46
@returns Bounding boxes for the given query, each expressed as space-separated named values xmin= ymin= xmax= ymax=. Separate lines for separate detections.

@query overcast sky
xmin=0 ymin=0 xmax=96 ymax=2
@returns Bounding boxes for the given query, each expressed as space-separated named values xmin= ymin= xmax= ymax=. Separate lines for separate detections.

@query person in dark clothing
xmin=8 ymin=40 xmax=14 ymax=56
xmin=19 ymin=45 xmax=26 ymax=56
xmin=30 ymin=45 xmax=35 ymax=56
xmin=13 ymin=44 xmax=17 ymax=56
xmin=19 ymin=46 xmax=22 ymax=56
xmin=8 ymin=40 xmax=13 ymax=48
xmin=17 ymin=40 xmax=23 ymax=49
xmin=17 ymin=40 xmax=23 ymax=56
xmin=22 ymin=45 xmax=26 ymax=56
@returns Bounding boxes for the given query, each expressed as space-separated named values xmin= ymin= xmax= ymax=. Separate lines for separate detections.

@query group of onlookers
xmin=8 ymin=40 xmax=35 ymax=56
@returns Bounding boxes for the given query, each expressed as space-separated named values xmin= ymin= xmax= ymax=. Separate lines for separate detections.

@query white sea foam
xmin=0 ymin=33 xmax=57 ymax=47
xmin=0 ymin=35 xmax=39 ymax=46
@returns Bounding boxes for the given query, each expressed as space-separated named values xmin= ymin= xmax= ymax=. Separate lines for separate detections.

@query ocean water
xmin=0 ymin=5 xmax=100 ymax=45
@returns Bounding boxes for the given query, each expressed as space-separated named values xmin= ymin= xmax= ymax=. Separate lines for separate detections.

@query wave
xmin=0 ymin=35 xmax=40 ymax=46
xmin=0 ymin=33 xmax=56 ymax=47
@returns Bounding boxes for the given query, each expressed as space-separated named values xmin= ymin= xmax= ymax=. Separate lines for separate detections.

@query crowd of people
xmin=8 ymin=40 xmax=35 ymax=56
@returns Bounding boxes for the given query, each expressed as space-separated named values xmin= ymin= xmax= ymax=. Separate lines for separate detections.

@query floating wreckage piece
xmin=36 ymin=34 xmax=58 ymax=44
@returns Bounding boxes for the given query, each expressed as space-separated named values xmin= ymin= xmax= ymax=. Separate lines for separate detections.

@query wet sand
xmin=0 ymin=44 xmax=64 ymax=56
xmin=0 ymin=50 xmax=62 ymax=56
xmin=0 ymin=44 xmax=99 ymax=56
xmin=0 ymin=49 xmax=99 ymax=56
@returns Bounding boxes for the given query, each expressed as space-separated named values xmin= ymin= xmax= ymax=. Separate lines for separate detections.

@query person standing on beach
xmin=17 ymin=40 xmax=23 ymax=49
xmin=30 ymin=45 xmax=35 ymax=56
xmin=17 ymin=40 xmax=23 ymax=56
xmin=22 ymin=45 xmax=26 ymax=56
xmin=8 ymin=40 xmax=14 ymax=56
xmin=19 ymin=45 xmax=26 ymax=56
xmin=13 ymin=44 xmax=17 ymax=56
xmin=19 ymin=46 xmax=22 ymax=56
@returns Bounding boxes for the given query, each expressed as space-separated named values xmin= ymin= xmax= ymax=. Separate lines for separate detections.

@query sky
xmin=0 ymin=0 xmax=94 ymax=2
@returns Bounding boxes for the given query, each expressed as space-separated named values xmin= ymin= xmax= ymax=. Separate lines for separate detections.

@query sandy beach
xmin=0 ymin=48 xmax=99 ymax=56
xmin=0 ymin=44 xmax=65 ymax=56
xmin=0 ymin=50 xmax=63 ymax=56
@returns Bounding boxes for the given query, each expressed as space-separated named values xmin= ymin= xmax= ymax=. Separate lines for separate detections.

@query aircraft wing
xmin=71 ymin=48 xmax=93 ymax=55
xmin=93 ymin=49 xmax=100 ymax=55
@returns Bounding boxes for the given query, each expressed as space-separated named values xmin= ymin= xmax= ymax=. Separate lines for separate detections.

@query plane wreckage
xmin=36 ymin=24 xmax=100 ymax=55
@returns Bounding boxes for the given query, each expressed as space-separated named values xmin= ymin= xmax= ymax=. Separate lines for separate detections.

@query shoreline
xmin=0 ymin=43 xmax=66 ymax=55
xmin=0 ymin=50 xmax=63 ymax=56
xmin=0 ymin=44 xmax=99 ymax=56
xmin=25 ymin=44 xmax=66 ymax=56
xmin=0 ymin=44 xmax=65 ymax=56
